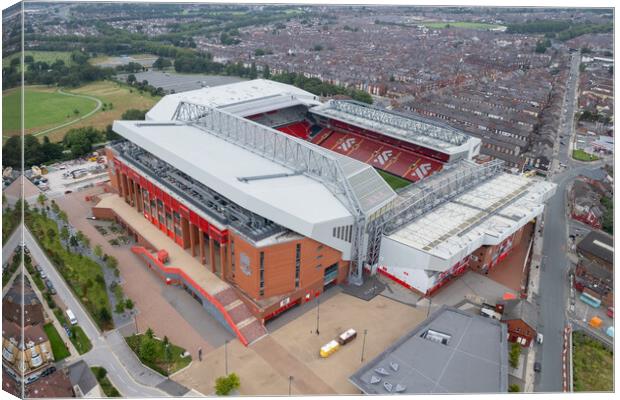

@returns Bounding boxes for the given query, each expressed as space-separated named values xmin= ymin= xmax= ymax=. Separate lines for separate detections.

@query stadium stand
xmin=275 ymin=120 xmax=311 ymax=139
xmin=316 ymin=129 xmax=444 ymax=182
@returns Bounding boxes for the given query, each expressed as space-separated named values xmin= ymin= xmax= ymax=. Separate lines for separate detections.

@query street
xmin=4 ymin=227 xmax=171 ymax=397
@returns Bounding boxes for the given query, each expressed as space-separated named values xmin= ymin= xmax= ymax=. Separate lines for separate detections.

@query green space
xmin=43 ymin=323 xmax=71 ymax=361
xmin=2 ymin=51 xmax=74 ymax=69
xmin=52 ymin=308 xmax=93 ymax=355
xmin=420 ymin=21 xmax=502 ymax=30
xmin=2 ymin=87 xmax=98 ymax=135
xmin=25 ymin=205 xmax=114 ymax=330
xmin=572 ymin=331 xmax=613 ymax=392
xmin=377 ymin=169 xmax=411 ymax=190
xmin=572 ymin=149 xmax=600 ymax=162
xmin=91 ymin=367 xmax=121 ymax=397
xmin=2 ymin=197 xmax=21 ymax=244
xmin=125 ymin=331 xmax=191 ymax=376
xmin=2 ymin=249 xmax=20 ymax=288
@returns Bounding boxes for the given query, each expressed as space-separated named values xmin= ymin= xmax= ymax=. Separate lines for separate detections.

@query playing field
xmin=377 ymin=169 xmax=411 ymax=190
xmin=43 ymin=80 xmax=161 ymax=142
xmin=421 ymin=21 xmax=504 ymax=30
xmin=2 ymin=87 xmax=98 ymax=136
xmin=2 ymin=51 xmax=74 ymax=69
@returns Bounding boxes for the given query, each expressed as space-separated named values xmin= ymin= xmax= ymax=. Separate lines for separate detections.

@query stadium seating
xmin=316 ymin=129 xmax=444 ymax=183
xmin=275 ymin=120 xmax=311 ymax=139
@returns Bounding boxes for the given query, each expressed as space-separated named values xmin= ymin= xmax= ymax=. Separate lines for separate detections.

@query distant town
xmin=2 ymin=2 xmax=614 ymax=399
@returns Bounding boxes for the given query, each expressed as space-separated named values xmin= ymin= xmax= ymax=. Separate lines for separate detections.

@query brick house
xmin=497 ymin=299 xmax=538 ymax=347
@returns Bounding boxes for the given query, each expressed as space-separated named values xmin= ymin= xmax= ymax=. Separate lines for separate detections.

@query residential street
xmin=4 ymin=227 xmax=173 ymax=397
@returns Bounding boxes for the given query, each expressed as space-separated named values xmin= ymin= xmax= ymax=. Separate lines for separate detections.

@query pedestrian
xmin=198 ymin=347 xmax=202 ymax=362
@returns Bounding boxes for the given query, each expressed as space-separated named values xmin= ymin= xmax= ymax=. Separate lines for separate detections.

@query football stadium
xmin=93 ymin=79 xmax=556 ymax=345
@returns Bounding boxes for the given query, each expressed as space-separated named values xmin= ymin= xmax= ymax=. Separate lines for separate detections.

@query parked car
xmin=39 ymin=269 xmax=47 ymax=280
xmin=534 ymin=362 xmax=542 ymax=372
xmin=536 ymin=333 xmax=544 ymax=345
xmin=23 ymin=245 xmax=30 ymax=254
xmin=607 ymin=307 xmax=614 ymax=319
xmin=45 ymin=279 xmax=56 ymax=295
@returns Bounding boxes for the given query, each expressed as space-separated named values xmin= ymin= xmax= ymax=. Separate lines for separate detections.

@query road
xmin=17 ymin=227 xmax=170 ymax=397
xmin=533 ymin=50 xmax=611 ymax=392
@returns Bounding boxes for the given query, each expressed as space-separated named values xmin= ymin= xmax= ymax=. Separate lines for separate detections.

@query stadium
xmin=94 ymin=79 xmax=556 ymax=345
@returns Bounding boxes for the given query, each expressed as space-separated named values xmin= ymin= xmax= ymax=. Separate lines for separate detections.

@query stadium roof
xmin=387 ymin=173 xmax=556 ymax=264
xmin=113 ymin=119 xmax=395 ymax=251
xmin=349 ymin=306 xmax=508 ymax=394
xmin=146 ymin=79 xmax=322 ymax=121
xmin=309 ymin=100 xmax=477 ymax=156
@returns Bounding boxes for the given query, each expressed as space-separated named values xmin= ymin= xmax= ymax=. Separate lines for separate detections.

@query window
xmin=421 ymin=329 xmax=451 ymax=345
xmin=295 ymin=244 xmax=301 ymax=288
xmin=230 ymin=239 xmax=235 ymax=275
xmin=259 ymin=252 xmax=265 ymax=297
xmin=166 ymin=210 xmax=173 ymax=230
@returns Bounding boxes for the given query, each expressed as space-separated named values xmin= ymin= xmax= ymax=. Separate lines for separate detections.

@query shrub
xmin=215 ymin=373 xmax=241 ymax=396
xmin=509 ymin=343 xmax=521 ymax=368
xmin=508 ymin=384 xmax=520 ymax=392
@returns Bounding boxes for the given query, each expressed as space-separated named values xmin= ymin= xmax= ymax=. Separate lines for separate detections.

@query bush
xmin=509 ymin=343 xmax=521 ymax=368
xmin=508 ymin=384 xmax=520 ymax=392
xmin=215 ymin=373 xmax=241 ymax=396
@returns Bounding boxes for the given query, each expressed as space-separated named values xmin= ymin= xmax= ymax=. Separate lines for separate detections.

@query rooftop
xmin=146 ymin=78 xmax=321 ymax=121
xmin=500 ymin=299 xmax=538 ymax=331
xmin=577 ymin=230 xmax=614 ymax=265
xmin=309 ymin=100 xmax=475 ymax=155
xmin=388 ymin=173 xmax=556 ymax=261
xmin=349 ymin=306 xmax=508 ymax=394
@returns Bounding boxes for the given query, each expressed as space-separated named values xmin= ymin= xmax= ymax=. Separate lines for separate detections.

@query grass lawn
xmin=420 ymin=21 xmax=503 ymax=30
xmin=2 ymin=87 xmax=98 ymax=136
xmin=125 ymin=334 xmax=192 ymax=376
xmin=572 ymin=331 xmax=613 ymax=391
xmin=25 ymin=209 xmax=113 ymax=330
xmin=43 ymin=323 xmax=71 ymax=361
xmin=52 ymin=308 xmax=93 ymax=355
xmin=572 ymin=149 xmax=600 ymax=162
xmin=377 ymin=169 xmax=411 ymax=190
xmin=91 ymin=367 xmax=121 ymax=397
xmin=45 ymin=80 xmax=161 ymax=142
xmin=2 ymin=51 xmax=74 ymax=70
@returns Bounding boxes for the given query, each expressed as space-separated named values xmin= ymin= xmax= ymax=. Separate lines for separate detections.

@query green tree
xmin=94 ymin=245 xmax=103 ymax=259
xmin=106 ymin=256 xmax=118 ymax=270
xmin=58 ymin=210 xmax=68 ymax=224
xmin=120 ymin=109 xmax=147 ymax=120
xmin=262 ymin=64 xmax=271 ymax=79
xmin=139 ymin=337 xmax=157 ymax=362
xmin=60 ymin=226 xmax=70 ymax=245
xmin=509 ymin=384 xmax=521 ymax=392
xmin=145 ymin=327 xmax=154 ymax=340
xmin=509 ymin=343 xmax=521 ymax=368
xmin=37 ymin=193 xmax=47 ymax=207
xmin=69 ymin=235 xmax=79 ymax=249
xmin=99 ymin=307 xmax=112 ymax=325
xmin=215 ymin=373 xmax=241 ymax=395
xmin=127 ymin=74 xmax=136 ymax=85
xmin=125 ymin=298 xmax=134 ymax=310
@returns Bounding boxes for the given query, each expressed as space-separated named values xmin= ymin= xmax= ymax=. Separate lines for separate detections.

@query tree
xmin=215 ymin=373 xmax=241 ymax=395
xmin=37 ymin=193 xmax=47 ymax=207
xmin=139 ymin=338 xmax=157 ymax=362
xmin=125 ymin=298 xmax=134 ymax=310
xmin=58 ymin=210 xmax=68 ymax=224
xmin=99 ymin=307 xmax=112 ymax=325
xmin=145 ymin=327 xmax=154 ymax=339
xmin=1 ymin=136 xmax=21 ymax=168
xmin=153 ymin=57 xmax=172 ymax=70
xmin=262 ymin=64 xmax=271 ymax=79
xmin=69 ymin=235 xmax=79 ymax=249
xmin=94 ymin=245 xmax=103 ymax=259
xmin=106 ymin=256 xmax=118 ymax=270
xmin=509 ymin=343 xmax=521 ymax=368
xmin=249 ymin=62 xmax=257 ymax=79
xmin=127 ymin=74 xmax=136 ymax=85
xmin=121 ymin=109 xmax=147 ymax=120
xmin=60 ymin=226 xmax=70 ymax=245
xmin=508 ymin=384 xmax=521 ymax=392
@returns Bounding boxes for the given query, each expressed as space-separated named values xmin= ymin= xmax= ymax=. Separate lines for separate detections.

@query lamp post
xmin=427 ymin=296 xmax=432 ymax=318
xmin=315 ymin=296 xmax=320 ymax=335
xmin=225 ymin=339 xmax=229 ymax=375
xmin=360 ymin=329 xmax=368 ymax=363
xmin=288 ymin=376 xmax=293 ymax=395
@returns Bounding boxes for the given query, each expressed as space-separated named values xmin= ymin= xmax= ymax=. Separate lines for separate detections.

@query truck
xmin=320 ymin=340 xmax=340 ymax=358
xmin=337 ymin=329 xmax=357 ymax=345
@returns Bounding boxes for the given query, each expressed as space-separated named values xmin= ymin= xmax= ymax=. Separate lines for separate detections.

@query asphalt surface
xmin=12 ymin=227 xmax=172 ymax=397
xmin=533 ymin=51 xmax=610 ymax=392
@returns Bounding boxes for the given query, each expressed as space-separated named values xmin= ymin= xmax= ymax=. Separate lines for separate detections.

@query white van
xmin=66 ymin=309 xmax=78 ymax=325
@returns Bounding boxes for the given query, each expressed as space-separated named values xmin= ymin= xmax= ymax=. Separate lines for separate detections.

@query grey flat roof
xmin=577 ymin=230 xmax=614 ymax=265
xmin=349 ymin=306 xmax=508 ymax=394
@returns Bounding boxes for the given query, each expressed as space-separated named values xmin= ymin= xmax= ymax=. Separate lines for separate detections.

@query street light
xmin=288 ymin=376 xmax=293 ymax=395
xmin=315 ymin=296 xmax=320 ymax=335
xmin=225 ymin=339 xmax=229 ymax=375
xmin=360 ymin=329 xmax=368 ymax=363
